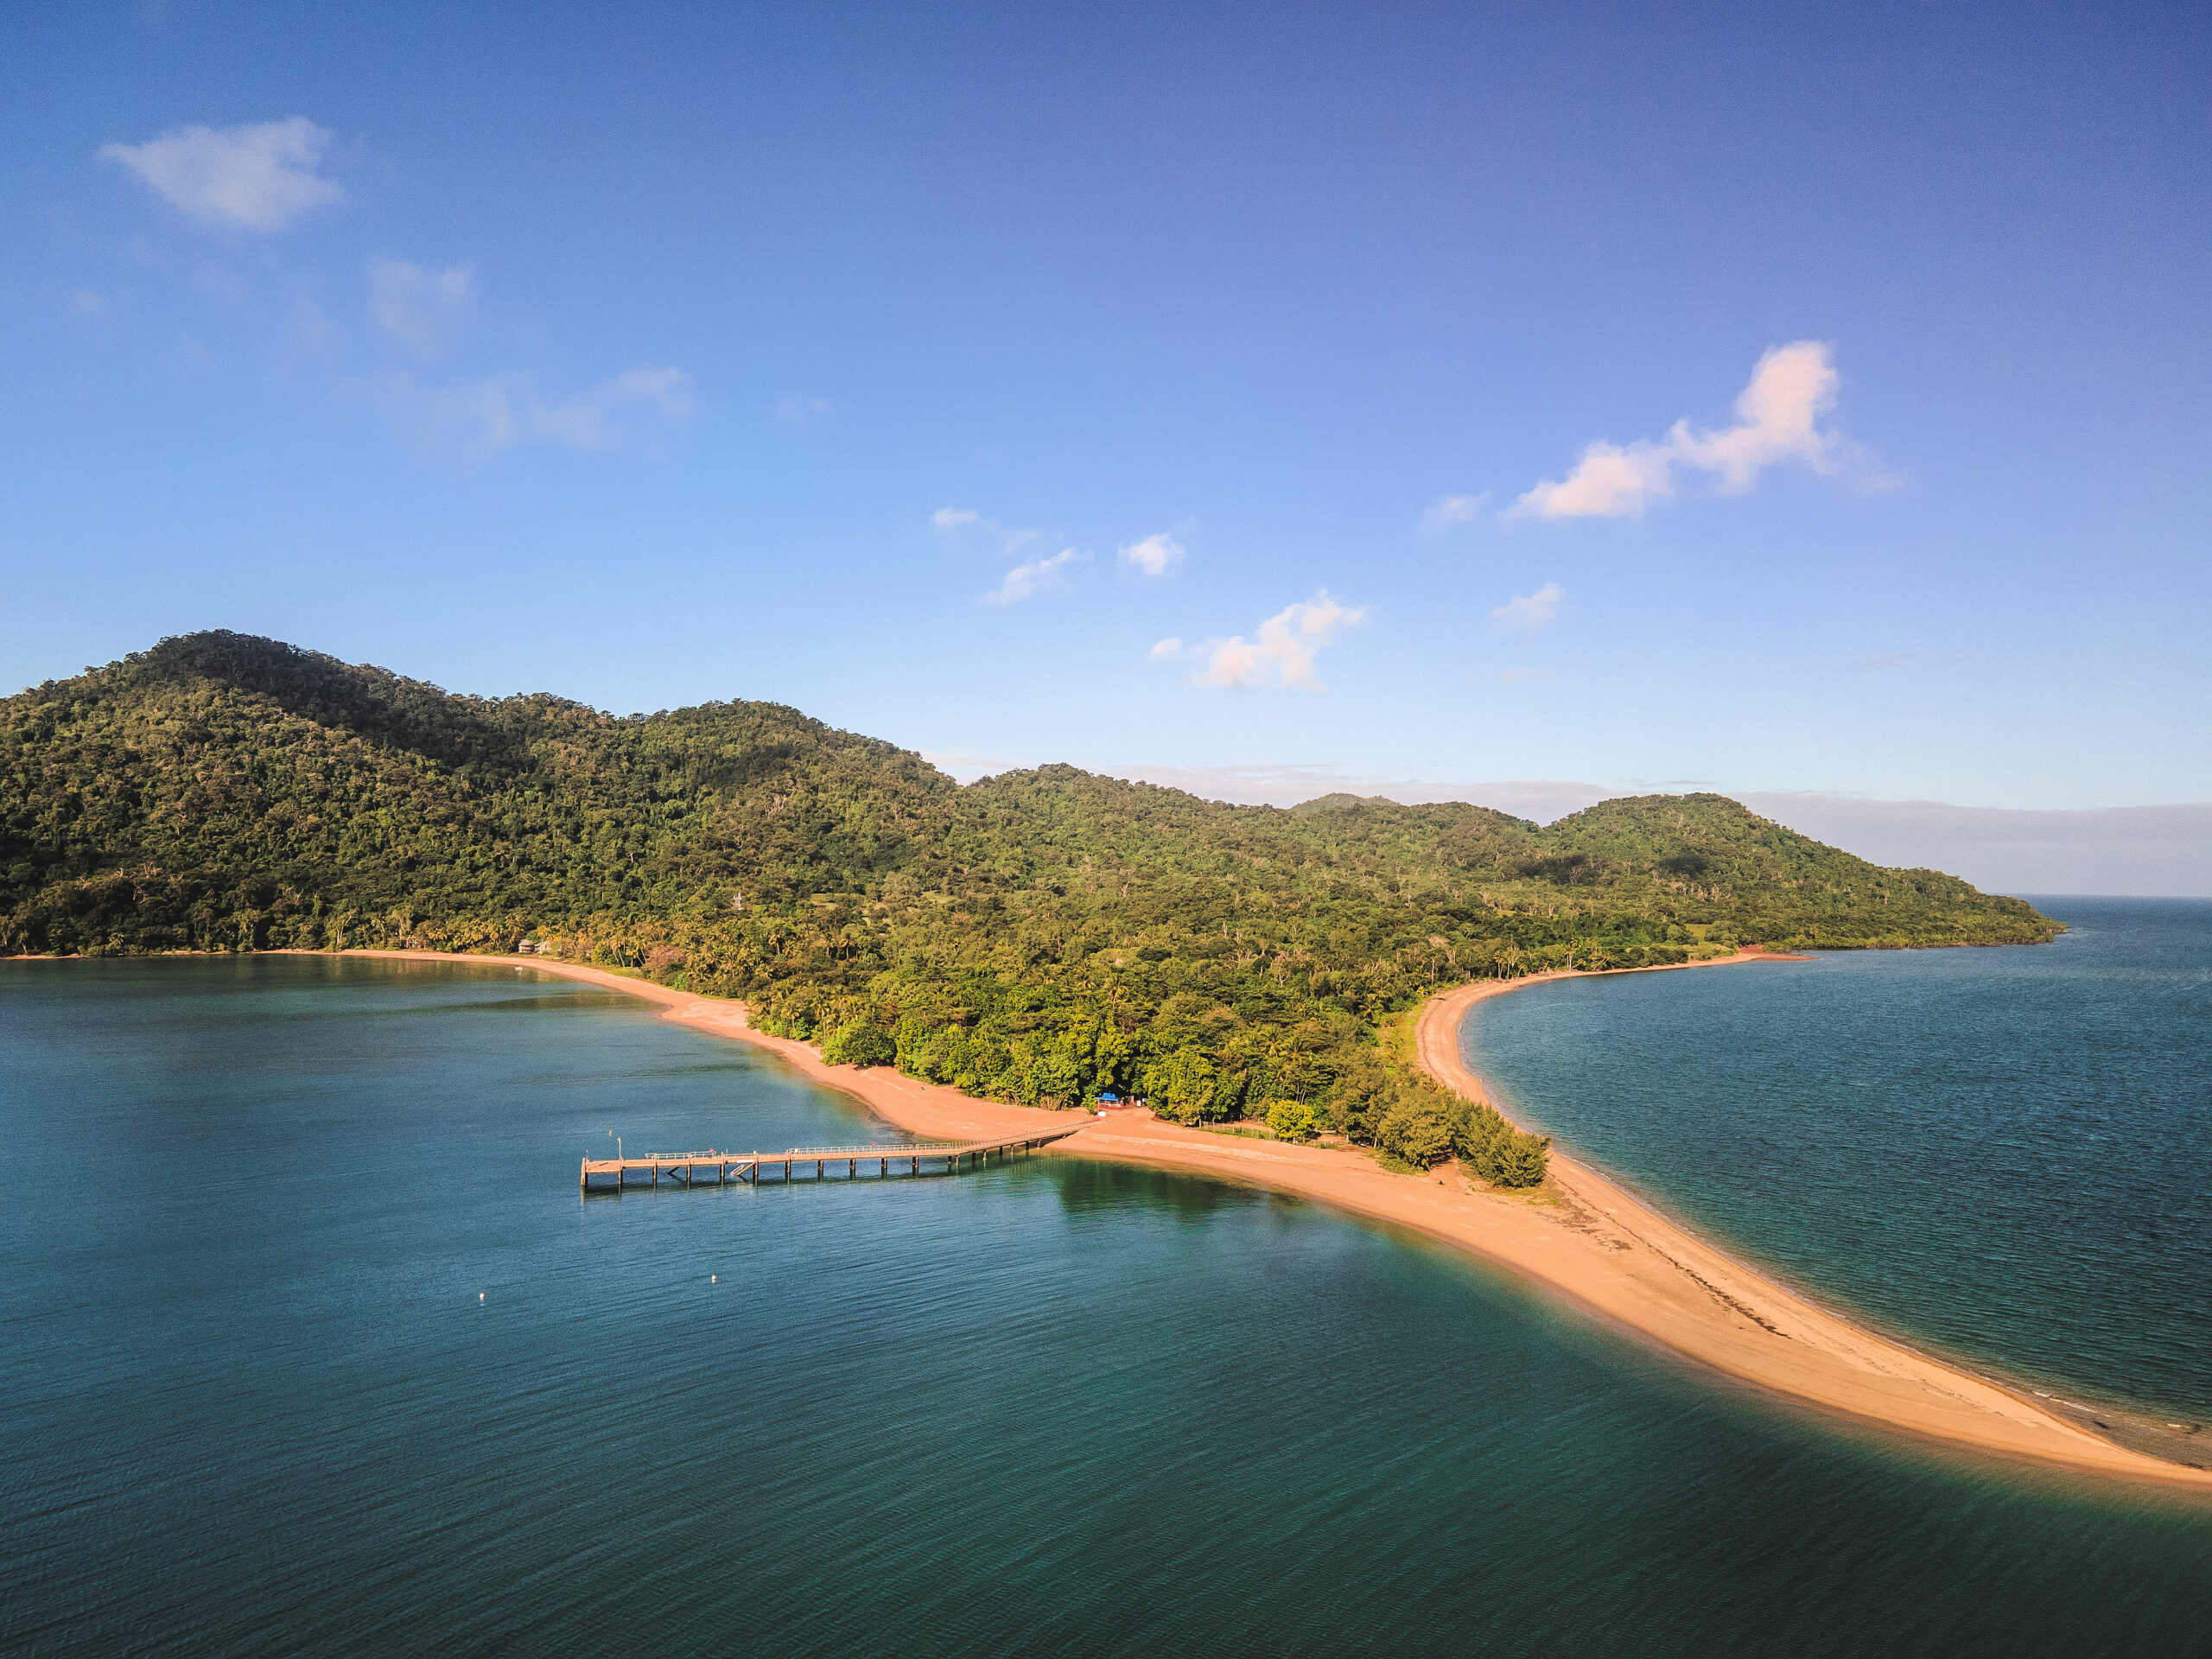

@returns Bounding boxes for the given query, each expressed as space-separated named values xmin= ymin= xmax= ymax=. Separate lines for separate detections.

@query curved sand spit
xmin=350 ymin=947 xmax=2209 ymax=1489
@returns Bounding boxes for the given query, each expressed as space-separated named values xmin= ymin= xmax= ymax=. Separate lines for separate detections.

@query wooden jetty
xmin=580 ymin=1128 xmax=1079 ymax=1192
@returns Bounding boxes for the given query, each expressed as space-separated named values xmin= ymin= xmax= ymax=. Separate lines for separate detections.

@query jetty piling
xmin=580 ymin=1128 xmax=1077 ymax=1193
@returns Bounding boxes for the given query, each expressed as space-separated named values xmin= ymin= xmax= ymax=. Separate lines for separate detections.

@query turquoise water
xmin=3 ymin=955 xmax=2209 ymax=1656
xmin=1467 ymin=896 xmax=2212 ymax=1425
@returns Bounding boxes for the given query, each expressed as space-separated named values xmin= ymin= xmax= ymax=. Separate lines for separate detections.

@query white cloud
xmin=369 ymin=258 xmax=474 ymax=358
xmin=1492 ymin=581 xmax=1564 ymax=629
xmin=985 ymin=546 xmax=1085 ymax=605
xmin=100 ymin=117 xmax=342 ymax=232
xmin=1178 ymin=589 xmax=1368 ymax=690
xmin=1119 ymin=531 xmax=1185 ymax=576
xmin=933 ymin=507 xmax=982 ymax=531
xmin=1510 ymin=341 xmax=1853 ymax=519
xmin=1420 ymin=493 xmax=1491 ymax=534
xmin=1669 ymin=340 xmax=1841 ymax=493
xmin=773 ymin=395 xmax=830 ymax=426
xmin=1512 ymin=442 xmax=1676 ymax=520
xmin=1149 ymin=637 xmax=1184 ymax=660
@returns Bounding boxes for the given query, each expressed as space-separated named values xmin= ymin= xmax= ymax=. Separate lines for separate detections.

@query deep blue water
xmin=3 ymin=953 xmax=2209 ymax=1657
xmin=1467 ymin=896 xmax=2212 ymax=1423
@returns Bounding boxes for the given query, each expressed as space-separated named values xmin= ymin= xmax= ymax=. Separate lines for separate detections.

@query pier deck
xmin=580 ymin=1128 xmax=1079 ymax=1192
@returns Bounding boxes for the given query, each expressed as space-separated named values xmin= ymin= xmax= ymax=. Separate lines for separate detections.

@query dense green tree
xmin=1 ymin=632 xmax=2060 ymax=1189
xmin=823 ymin=1020 xmax=895 ymax=1068
xmin=1376 ymin=1096 xmax=1457 ymax=1169
xmin=1148 ymin=1048 xmax=1224 ymax=1124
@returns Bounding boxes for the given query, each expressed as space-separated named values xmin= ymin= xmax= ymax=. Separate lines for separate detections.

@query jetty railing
xmin=580 ymin=1128 xmax=1078 ymax=1192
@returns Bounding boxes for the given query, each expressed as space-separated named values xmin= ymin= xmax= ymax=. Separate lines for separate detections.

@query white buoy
xmin=711 ymin=1274 xmax=717 ymax=1283
xmin=479 ymin=1292 xmax=485 ymax=1301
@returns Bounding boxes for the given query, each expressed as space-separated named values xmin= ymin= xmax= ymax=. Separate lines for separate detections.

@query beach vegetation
xmin=1375 ymin=1096 xmax=1457 ymax=1169
xmin=822 ymin=1019 xmax=895 ymax=1069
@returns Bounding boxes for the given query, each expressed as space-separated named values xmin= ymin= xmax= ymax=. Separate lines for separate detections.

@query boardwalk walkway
xmin=580 ymin=1128 xmax=1079 ymax=1192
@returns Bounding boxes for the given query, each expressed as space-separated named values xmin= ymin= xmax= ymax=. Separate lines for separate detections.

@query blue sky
xmin=4 ymin=3 xmax=2207 ymax=867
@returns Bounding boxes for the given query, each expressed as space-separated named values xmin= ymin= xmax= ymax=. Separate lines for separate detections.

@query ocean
xmin=3 ymin=935 xmax=2209 ymax=1656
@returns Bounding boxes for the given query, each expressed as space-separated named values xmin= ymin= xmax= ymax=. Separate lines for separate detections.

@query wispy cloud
xmin=375 ymin=375 xmax=518 ymax=452
xmin=1119 ymin=531 xmax=1185 ymax=576
xmin=66 ymin=289 xmax=122 ymax=345
xmin=366 ymin=365 xmax=692 ymax=454
xmin=1510 ymin=342 xmax=1859 ymax=520
xmin=1491 ymin=581 xmax=1564 ymax=629
xmin=1168 ymin=590 xmax=1368 ymax=690
xmin=773 ymin=395 xmax=830 ymax=426
xmin=937 ymin=506 xmax=1040 ymax=553
xmin=353 ymin=260 xmax=686 ymax=455
xmin=368 ymin=258 xmax=474 ymax=359
xmin=937 ymin=505 xmax=1067 ymax=597
xmin=1491 ymin=666 xmax=1553 ymax=683
xmin=525 ymin=366 xmax=692 ymax=448
xmin=1420 ymin=493 xmax=1490 ymax=534
xmin=1149 ymin=637 xmax=1184 ymax=661
xmin=101 ymin=117 xmax=342 ymax=232
xmin=985 ymin=547 xmax=1085 ymax=605
xmin=86 ymin=165 xmax=687 ymax=466
xmin=1855 ymin=652 xmax=1907 ymax=671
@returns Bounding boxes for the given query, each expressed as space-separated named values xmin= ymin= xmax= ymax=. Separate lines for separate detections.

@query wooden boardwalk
xmin=581 ymin=1128 xmax=1079 ymax=1192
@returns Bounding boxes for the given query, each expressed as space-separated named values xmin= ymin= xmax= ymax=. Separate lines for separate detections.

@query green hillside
xmin=0 ymin=632 xmax=2058 ymax=1178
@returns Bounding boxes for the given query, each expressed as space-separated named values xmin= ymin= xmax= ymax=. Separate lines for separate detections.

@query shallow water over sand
xmin=1468 ymin=896 xmax=2212 ymax=1424
xmin=3 ymin=955 xmax=2209 ymax=1656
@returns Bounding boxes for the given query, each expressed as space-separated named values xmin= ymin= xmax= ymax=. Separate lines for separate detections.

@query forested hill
xmin=1 ymin=632 xmax=2056 ymax=1172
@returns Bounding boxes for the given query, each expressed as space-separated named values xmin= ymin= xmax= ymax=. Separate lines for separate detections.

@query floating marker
xmin=479 ymin=1292 xmax=485 ymax=1301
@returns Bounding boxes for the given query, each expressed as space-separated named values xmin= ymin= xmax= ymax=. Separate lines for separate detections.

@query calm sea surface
xmin=3 ymin=948 xmax=2209 ymax=1657
xmin=1468 ymin=896 xmax=2212 ymax=1425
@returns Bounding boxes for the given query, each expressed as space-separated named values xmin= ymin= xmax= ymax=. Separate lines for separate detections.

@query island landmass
xmin=16 ymin=632 xmax=2199 ymax=1485
xmin=0 ymin=630 xmax=2058 ymax=1185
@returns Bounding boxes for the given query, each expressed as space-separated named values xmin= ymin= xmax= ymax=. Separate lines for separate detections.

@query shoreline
xmin=203 ymin=945 xmax=2212 ymax=1490
xmin=1418 ymin=963 xmax=2212 ymax=1485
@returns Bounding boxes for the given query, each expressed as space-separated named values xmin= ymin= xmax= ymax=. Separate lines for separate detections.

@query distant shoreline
xmin=72 ymin=944 xmax=2207 ymax=1491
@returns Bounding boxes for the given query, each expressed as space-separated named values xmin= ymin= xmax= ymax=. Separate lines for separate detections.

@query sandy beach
xmin=342 ymin=947 xmax=2211 ymax=1490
